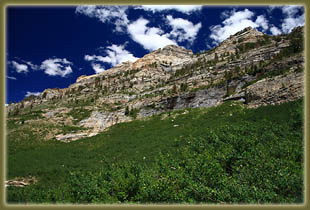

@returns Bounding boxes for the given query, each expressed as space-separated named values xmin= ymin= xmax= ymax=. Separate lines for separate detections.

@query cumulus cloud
xmin=75 ymin=5 xmax=129 ymax=32
xmin=138 ymin=5 xmax=202 ymax=14
xmin=166 ymin=15 xmax=201 ymax=43
xmin=270 ymin=25 xmax=282 ymax=35
xmin=209 ymin=9 xmax=260 ymax=44
xmin=209 ymin=6 xmax=303 ymax=40
xmin=40 ymin=58 xmax=73 ymax=77
xmin=85 ymin=44 xmax=139 ymax=73
xmin=282 ymin=5 xmax=301 ymax=17
xmin=85 ymin=44 xmax=138 ymax=66
xmin=128 ymin=16 xmax=201 ymax=51
xmin=255 ymin=15 xmax=269 ymax=31
xmin=91 ymin=63 xmax=106 ymax=74
xmin=128 ymin=18 xmax=177 ymax=51
xmin=76 ymin=6 xmax=201 ymax=50
xmin=11 ymin=61 xmax=28 ymax=73
xmin=25 ymin=91 xmax=41 ymax=97
xmin=281 ymin=5 xmax=304 ymax=33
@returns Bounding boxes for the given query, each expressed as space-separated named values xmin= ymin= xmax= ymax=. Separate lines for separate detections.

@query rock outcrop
xmin=5 ymin=177 xmax=37 ymax=188
xmin=245 ymin=71 xmax=304 ymax=107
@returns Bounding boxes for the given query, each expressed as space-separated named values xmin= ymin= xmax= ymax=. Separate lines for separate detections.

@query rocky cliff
xmin=7 ymin=26 xmax=304 ymax=142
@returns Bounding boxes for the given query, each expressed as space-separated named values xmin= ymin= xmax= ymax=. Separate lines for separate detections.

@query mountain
xmin=5 ymin=26 xmax=304 ymax=204
xmin=6 ymin=26 xmax=304 ymax=142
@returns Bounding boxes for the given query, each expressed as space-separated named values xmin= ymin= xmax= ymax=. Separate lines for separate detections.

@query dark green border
xmin=0 ymin=0 xmax=309 ymax=209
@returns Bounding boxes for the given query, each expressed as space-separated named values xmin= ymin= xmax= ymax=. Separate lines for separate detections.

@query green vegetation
xmin=61 ymin=125 xmax=87 ymax=135
xmin=272 ymin=36 xmax=282 ymax=42
xmin=180 ymin=83 xmax=188 ymax=92
xmin=18 ymin=110 xmax=44 ymax=122
xmin=242 ymin=67 xmax=293 ymax=89
xmin=236 ymin=42 xmax=257 ymax=54
xmin=5 ymin=26 xmax=304 ymax=204
xmin=67 ymin=107 xmax=92 ymax=124
xmin=233 ymin=27 xmax=250 ymax=36
xmin=7 ymin=99 xmax=303 ymax=204
xmin=23 ymin=95 xmax=38 ymax=102
xmin=258 ymin=34 xmax=271 ymax=46
xmin=123 ymin=68 xmax=141 ymax=77
xmin=273 ymin=28 xmax=303 ymax=61
xmin=124 ymin=106 xmax=139 ymax=119
xmin=64 ymin=97 xmax=95 ymax=108
xmin=174 ymin=65 xmax=192 ymax=77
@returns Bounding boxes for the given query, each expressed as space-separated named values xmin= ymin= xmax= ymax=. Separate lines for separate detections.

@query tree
xmin=214 ymin=53 xmax=218 ymax=62
xmin=125 ymin=106 xmax=130 ymax=116
xmin=234 ymin=66 xmax=240 ymax=73
xmin=236 ymin=50 xmax=240 ymax=59
xmin=180 ymin=83 xmax=188 ymax=92
xmin=172 ymin=84 xmax=177 ymax=94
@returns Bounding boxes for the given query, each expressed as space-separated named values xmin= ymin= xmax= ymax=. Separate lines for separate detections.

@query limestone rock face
xmin=132 ymin=45 xmax=194 ymax=70
xmin=56 ymin=132 xmax=90 ymax=142
xmin=40 ymin=88 xmax=63 ymax=100
xmin=245 ymin=72 xmax=303 ymax=107
xmin=79 ymin=110 xmax=131 ymax=133
xmin=7 ymin=26 xmax=304 ymax=141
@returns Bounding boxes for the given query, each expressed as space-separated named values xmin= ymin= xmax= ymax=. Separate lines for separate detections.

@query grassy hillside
xmin=6 ymin=99 xmax=303 ymax=204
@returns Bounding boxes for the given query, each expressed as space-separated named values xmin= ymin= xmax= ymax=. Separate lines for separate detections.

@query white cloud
xmin=138 ymin=5 xmax=202 ymax=14
xmin=255 ymin=15 xmax=269 ymax=31
xmin=75 ymin=5 xmax=129 ymax=32
xmin=25 ymin=91 xmax=41 ymax=97
xmin=25 ymin=61 xmax=39 ymax=70
xmin=76 ymin=6 xmax=200 ymax=50
xmin=85 ymin=44 xmax=139 ymax=73
xmin=209 ymin=9 xmax=260 ymax=44
xmin=282 ymin=5 xmax=301 ymax=17
xmin=270 ymin=25 xmax=282 ymax=35
xmin=166 ymin=15 xmax=201 ymax=43
xmin=85 ymin=45 xmax=138 ymax=66
xmin=11 ymin=61 xmax=28 ymax=73
xmin=91 ymin=63 xmax=106 ymax=74
xmin=7 ymin=76 xmax=17 ymax=80
xmin=40 ymin=58 xmax=73 ymax=77
xmin=128 ymin=18 xmax=177 ymax=51
xmin=266 ymin=5 xmax=304 ymax=35
xmin=281 ymin=5 xmax=304 ymax=33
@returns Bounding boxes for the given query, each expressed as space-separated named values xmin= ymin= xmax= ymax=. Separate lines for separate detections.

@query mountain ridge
xmin=6 ymin=26 xmax=304 ymax=142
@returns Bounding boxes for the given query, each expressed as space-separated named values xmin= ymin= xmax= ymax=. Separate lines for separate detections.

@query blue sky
xmin=6 ymin=5 xmax=305 ymax=104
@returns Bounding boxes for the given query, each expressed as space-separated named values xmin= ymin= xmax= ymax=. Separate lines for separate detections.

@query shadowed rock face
xmin=7 ymin=27 xmax=304 ymax=142
xmin=160 ymin=87 xmax=225 ymax=111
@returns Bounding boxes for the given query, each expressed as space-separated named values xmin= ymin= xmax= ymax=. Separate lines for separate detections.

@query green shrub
xmin=7 ymin=100 xmax=303 ymax=204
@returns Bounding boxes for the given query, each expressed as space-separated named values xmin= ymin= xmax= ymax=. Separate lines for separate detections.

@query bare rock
xmin=79 ymin=110 xmax=132 ymax=133
xmin=245 ymin=72 xmax=303 ymax=107
xmin=6 ymin=177 xmax=37 ymax=188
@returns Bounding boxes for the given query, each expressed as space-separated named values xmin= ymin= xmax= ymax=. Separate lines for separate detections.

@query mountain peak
xmin=155 ymin=44 xmax=192 ymax=55
xmin=160 ymin=44 xmax=183 ymax=50
xmin=131 ymin=44 xmax=193 ymax=70
xmin=230 ymin=26 xmax=263 ymax=40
